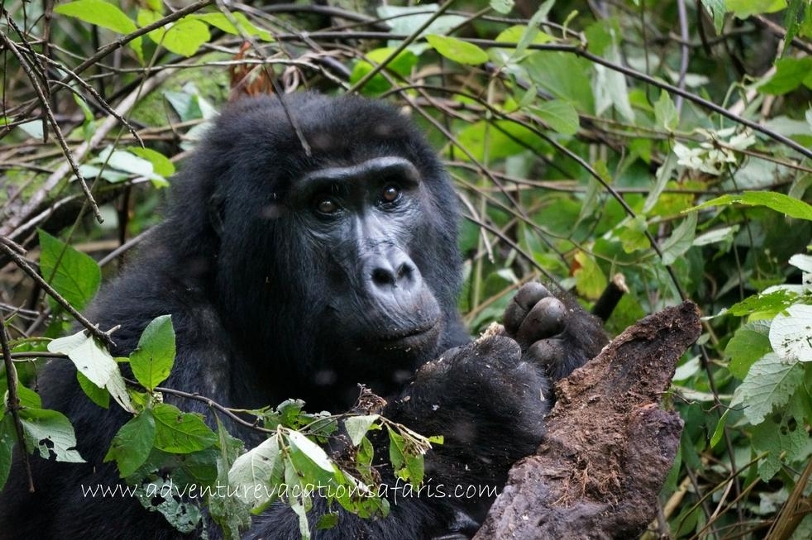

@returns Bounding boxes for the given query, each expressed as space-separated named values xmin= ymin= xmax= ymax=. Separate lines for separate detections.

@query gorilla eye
xmin=315 ymin=197 xmax=339 ymax=215
xmin=381 ymin=184 xmax=401 ymax=204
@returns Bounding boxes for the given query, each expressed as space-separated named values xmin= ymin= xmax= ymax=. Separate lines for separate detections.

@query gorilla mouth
xmin=375 ymin=320 xmax=441 ymax=350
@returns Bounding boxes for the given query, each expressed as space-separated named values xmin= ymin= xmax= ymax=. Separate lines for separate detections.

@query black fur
xmin=0 ymin=94 xmax=606 ymax=539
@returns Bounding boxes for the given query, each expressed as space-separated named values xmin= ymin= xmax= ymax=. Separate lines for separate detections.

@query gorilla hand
xmin=389 ymin=336 xmax=549 ymax=486
xmin=503 ymin=282 xmax=607 ymax=381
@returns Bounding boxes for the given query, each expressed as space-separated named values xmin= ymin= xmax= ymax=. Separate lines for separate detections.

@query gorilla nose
xmin=368 ymin=253 xmax=419 ymax=292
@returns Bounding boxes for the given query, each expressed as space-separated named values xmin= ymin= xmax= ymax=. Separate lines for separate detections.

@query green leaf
xmin=152 ymin=403 xmax=216 ymax=453
xmin=104 ymin=411 xmax=156 ymax=477
xmin=661 ymin=212 xmax=697 ymax=266
xmin=532 ymin=100 xmax=579 ymax=135
xmin=709 ymin=409 xmax=729 ymax=449
xmin=0 ymin=415 xmax=16 ymax=490
xmin=654 ymin=91 xmax=678 ymax=131
xmin=228 ymin=434 xmax=283 ymax=509
xmin=751 ymin=393 xmax=808 ymax=481
xmin=730 ymin=353 xmax=804 ymax=424
xmin=617 ymin=216 xmax=651 ymax=253
xmin=495 ymin=25 xmax=553 ymax=46
xmin=344 ymin=415 xmax=379 ymax=447
xmin=770 ymin=304 xmax=812 ymax=363
xmin=726 ymin=0 xmax=787 ymax=19
xmin=130 ymin=147 xmax=175 ymax=177
xmin=55 ymin=0 xmax=136 ymax=33
xmin=137 ymin=10 xmax=210 ymax=57
xmin=77 ymin=370 xmax=110 ymax=408
xmin=287 ymin=430 xmax=334 ymax=473
xmin=193 ymin=12 xmax=273 ymax=42
xmin=701 ymin=0 xmax=727 ymax=33
xmin=516 ymin=0 xmax=556 ymax=57
xmin=425 ymin=35 xmax=488 ymax=65
xmin=19 ymin=408 xmax=85 ymax=462
xmin=726 ymin=320 xmax=773 ymax=379
xmin=759 ymin=57 xmax=812 ymax=95
xmin=573 ymin=251 xmax=608 ymax=300
xmin=38 ymin=229 xmax=101 ymax=311
xmin=48 ymin=331 xmax=134 ymax=412
xmin=130 ymin=315 xmax=176 ymax=391
xmin=55 ymin=0 xmax=142 ymax=61
xmin=490 ymin=0 xmax=515 ymax=15
xmin=689 ymin=191 xmax=812 ymax=221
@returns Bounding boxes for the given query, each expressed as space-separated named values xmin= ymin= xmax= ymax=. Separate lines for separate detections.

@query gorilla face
xmin=199 ymin=95 xmax=462 ymax=398
xmin=289 ymin=157 xmax=443 ymax=355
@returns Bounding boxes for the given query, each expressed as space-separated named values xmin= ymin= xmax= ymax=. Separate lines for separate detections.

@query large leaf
xmin=130 ymin=315 xmax=176 ymax=391
xmin=770 ymin=304 xmax=812 ymax=363
xmin=730 ymin=353 xmax=804 ymax=424
xmin=55 ymin=0 xmax=142 ymax=60
xmin=152 ymin=403 xmax=217 ymax=453
xmin=425 ymin=35 xmax=488 ymax=65
xmin=228 ymin=434 xmax=284 ymax=509
xmin=104 ymin=411 xmax=156 ymax=477
xmin=48 ymin=331 xmax=134 ymax=412
xmin=19 ymin=408 xmax=85 ymax=463
xmin=38 ymin=230 xmax=101 ymax=311
xmin=689 ymin=191 xmax=812 ymax=221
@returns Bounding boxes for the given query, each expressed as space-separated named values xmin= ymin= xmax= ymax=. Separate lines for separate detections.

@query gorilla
xmin=0 ymin=93 xmax=606 ymax=539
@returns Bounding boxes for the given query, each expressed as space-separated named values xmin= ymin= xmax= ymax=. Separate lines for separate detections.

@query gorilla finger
xmin=504 ymin=282 xmax=550 ymax=334
xmin=525 ymin=339 xmax=567 ymax=370
xmin=516 ymin=297 xmax=566 ymax=346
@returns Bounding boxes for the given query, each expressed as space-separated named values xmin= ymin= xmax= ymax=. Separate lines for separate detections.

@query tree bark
xmin=475 ymin=301 xmax=701 ymax=540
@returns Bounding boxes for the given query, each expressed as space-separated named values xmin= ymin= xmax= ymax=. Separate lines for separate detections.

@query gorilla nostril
xmin=372 ymin=267 xmax=396 ymax=286
xmin=397 ymin=263 xmax=412 ymax=280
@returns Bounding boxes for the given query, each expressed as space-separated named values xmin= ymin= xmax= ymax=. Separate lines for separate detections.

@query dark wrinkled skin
xmin=0 ymin=94 xmax=607 ymax=540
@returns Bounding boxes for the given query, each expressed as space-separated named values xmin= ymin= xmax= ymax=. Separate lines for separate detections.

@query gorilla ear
xmin=208 ymin=193 xmax=225 ymax=237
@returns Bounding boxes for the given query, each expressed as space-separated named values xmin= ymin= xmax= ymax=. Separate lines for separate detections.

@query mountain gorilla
xmin=0 ymin=93 xmax=606 ymax=539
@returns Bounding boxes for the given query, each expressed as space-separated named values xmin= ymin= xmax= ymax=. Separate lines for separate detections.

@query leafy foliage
xmin=2 ymin=0 xmax=812 ymax=538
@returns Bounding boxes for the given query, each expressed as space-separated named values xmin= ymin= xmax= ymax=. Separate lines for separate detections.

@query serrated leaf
xmin=730 ymin=353 xmax=804 ymax=424
xmin=726 ymin=320 xmax=773 ymax=379
xmin=152 ymin=403 xmax=216 ymax=453
xmin=344 ymin=415 xmax=379 ymax=447
xmin=690 ymin=191 xmax=812 ymax=221
xmin=425 ymin=35 xmax=488 ymax=65
xmin=104 ymin=411 xmax=156 ymax=477
xmin=130 ymin=315 xmax=175 ymax=390
xmin=770 ymin=304 xmax=812 ymax=363
xmin=48 ymin=331 xmax=134 ymax=412
xmin=19 ymin=408 xmax=84 ymax=463
xmin=38 ymin=230 xmax=101 ymax=311
xmin=532 ymin=100 xmax=579 ymax=135
xmin=228 ymin=434 xmax=283 ymax=508
xmin=661 ymin=212 xmax=697 ymax=266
